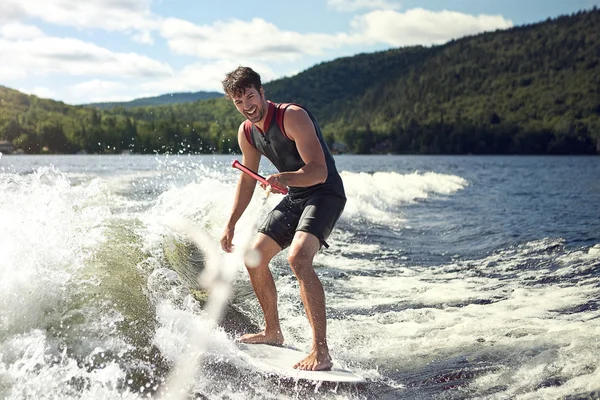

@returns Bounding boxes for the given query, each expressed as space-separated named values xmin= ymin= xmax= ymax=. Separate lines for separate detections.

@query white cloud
xmin=351 ymin=8 xmax=513 ymax=46
xmin=159 ymin=9 xmax=511 ymax=63
xmin=0 ymin=2 xmax=25 ymax=23
xmin=0 ymin=0 xmax=158 ymax=33
xmin=62 ymin=62 xmax=280 ymax=104
xmin=0 ymin=23 xmax=44 ymax=40
xmin=18 ymin=86 xmax=56 ymax=99
xmin=327 ymin=0 xmax=401 ymax=12
xmin=0 ymin=35 xmax=173 ymax=79
xmin=69 ymin=80 xmax=131 ymax=103
xmin=140 ymin=60 xmax=277 ymax=94
xmin=0 ymin=65 xmax=27 ymax=81
xmin=132 ymin=29 xmax=154 ymax=44
xmin=160 ymin=17 xmax=357 ymax=62
xmin=71 ymin=79 xmax=128 ymax=93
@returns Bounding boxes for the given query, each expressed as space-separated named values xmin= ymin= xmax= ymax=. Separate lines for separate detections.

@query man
xmin=220 ymin=66 xmax=346 ymax=371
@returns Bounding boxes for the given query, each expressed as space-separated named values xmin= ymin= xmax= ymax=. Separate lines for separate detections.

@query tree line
xmin=0 ymin=90 xmax=243 ymax=154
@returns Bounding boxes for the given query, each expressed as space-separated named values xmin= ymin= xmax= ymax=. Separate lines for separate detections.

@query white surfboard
xmin=236 ymin=343 xmax=366 ymax=383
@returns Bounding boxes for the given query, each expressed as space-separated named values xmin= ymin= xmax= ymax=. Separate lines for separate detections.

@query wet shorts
xmin=258 ymin=194 xmax=346 ymax=249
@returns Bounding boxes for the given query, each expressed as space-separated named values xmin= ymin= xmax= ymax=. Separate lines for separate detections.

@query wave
xmin=340 ymin=170 xmax=468 ymax=227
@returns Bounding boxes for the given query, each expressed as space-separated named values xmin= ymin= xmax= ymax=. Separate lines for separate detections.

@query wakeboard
xmin=236 ymin=342 xmax=366 ymax=383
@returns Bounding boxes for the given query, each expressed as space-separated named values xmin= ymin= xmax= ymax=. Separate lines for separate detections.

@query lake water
xmin=1 ymin=154 xmax=599 ymax=399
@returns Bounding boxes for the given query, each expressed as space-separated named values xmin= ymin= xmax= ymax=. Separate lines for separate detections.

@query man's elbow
xmin=316 ymin=163 xmax=328 ymax=184
xmin=240 ymin=174 xmax=258 ymax=188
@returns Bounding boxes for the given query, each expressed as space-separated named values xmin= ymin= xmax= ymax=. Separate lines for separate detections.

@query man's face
xmin=232 ymin=86 xmax=266 ymax=124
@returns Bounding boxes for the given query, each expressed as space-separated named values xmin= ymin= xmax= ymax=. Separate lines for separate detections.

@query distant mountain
xmin=84 ymin=91 xmax=223 ymax=109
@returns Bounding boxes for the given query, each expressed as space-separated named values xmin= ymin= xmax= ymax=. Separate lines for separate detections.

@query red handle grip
xmin=232 ymin=160 xmax=288 ymax=195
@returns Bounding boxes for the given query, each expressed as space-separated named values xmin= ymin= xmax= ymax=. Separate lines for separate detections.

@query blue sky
xmin=0 ymin=0 xmax=596 ymax=104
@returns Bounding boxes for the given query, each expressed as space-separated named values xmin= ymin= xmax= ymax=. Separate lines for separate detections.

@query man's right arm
xmin=220 ymin=123 xmax=261 ymax=252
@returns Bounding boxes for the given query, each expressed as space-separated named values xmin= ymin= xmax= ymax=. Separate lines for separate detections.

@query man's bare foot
xmin=239 ymin=330 xmax=284 ymax=346
xmin=293 ymin=349 xmax=333 ymax=371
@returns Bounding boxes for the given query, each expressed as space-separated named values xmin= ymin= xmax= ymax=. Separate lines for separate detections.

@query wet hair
xmin=222 ymin=66 xmax=262 ymax=99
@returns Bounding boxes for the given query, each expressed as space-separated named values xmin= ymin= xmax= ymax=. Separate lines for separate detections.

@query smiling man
xmin=220 ymin=66 xmax=346 ymax=371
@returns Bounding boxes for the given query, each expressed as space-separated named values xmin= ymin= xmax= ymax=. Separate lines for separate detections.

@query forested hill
xmin=84 ymin=91 xmax=223 ymax=109
xmin=0 ymin=8 xmax=598 ymax=155
xmin=264 ymin=7 xmax=600 ymax=154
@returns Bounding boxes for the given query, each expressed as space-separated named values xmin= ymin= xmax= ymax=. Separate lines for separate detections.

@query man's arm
xmin=266 ymin=106 xmax=328 ymax=189
xmin=220 ymin=123 xmax=261 ymax=252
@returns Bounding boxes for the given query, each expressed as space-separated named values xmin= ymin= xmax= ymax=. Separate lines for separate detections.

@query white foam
xmin=309 ymin=238 xmax=600 ymax=394
xmin=0 ymin=167 xmax=144 ymax=399
xmin=340 ymin=170 xmax=467 ymax=226
xmin=152 ymin=300 xmax=235 ymax=366
xmin=0 ymin=167 xmax=109 ymax=334
xmin=139 ymin=171 xmax=279 ymax=399
xmin=0 ymin=329 xmax=142 ymax=400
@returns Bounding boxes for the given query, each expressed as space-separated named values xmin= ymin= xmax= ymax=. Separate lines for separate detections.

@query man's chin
xmin=247 ymin=114 xmax=262 ymax=123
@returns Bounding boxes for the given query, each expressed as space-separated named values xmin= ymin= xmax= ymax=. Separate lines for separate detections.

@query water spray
xmin=157 ymin=161 xmax=278 ymax=399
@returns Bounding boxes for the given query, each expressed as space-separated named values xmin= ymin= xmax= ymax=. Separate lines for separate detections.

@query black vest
xmin=243 ymin=101 xmax=345 ymax=199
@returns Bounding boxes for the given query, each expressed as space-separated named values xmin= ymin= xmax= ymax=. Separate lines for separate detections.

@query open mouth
xmin=246 ymin=106 xmax=257 ymax=117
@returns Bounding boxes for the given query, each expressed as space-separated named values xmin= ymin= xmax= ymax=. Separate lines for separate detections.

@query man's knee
xmin=287 ymin=232 xmax=320 ymax=276
xmin=244 ymin=233 xmax=281 ymax=269
xmin=287 ymin=249 xmax=313 ymax=273
xmin=244 ymin=248 xmax=267 ymax=270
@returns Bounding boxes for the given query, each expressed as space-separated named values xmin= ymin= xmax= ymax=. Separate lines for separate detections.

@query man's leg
xmin=287 ymin=231 xmax=333 ymax=371
xmin=239 ymin=233 xmax=285 ymax=345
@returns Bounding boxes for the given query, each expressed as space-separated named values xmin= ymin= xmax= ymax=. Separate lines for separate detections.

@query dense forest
xmin=0 ymin=8 xmax=598 ymax=155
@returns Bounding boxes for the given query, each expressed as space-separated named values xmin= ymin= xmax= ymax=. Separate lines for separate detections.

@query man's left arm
xmin=265 ymin=106 xmax=328 ymax=189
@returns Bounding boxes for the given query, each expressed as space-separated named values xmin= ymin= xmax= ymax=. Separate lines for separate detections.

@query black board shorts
xmin=258 ymin=194 xmax=346 ymax=249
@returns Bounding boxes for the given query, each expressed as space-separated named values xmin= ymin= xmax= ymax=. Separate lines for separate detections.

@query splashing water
xmin=1 ymin=154 xmax=598 ymax=399
xmin=157 ymin=191 xmax=272 ymax=400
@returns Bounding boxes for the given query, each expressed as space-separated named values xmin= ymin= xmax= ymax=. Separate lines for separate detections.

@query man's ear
xmin=259 ymin=87 xmax=265 ymax=98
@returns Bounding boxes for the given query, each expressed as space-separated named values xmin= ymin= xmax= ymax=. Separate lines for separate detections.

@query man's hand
xmin=262 ymin=173 xmax=288 ymax=194
xmin=220 ymin=224 xmax=235 ymax=252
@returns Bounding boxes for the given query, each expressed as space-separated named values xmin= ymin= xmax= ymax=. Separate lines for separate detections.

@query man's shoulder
xmin=275 ymin=102 xmax=304 ymax=112
xmin=237 ymin=119 xmax=254 ymax=134
xmin=275 ymin=103 xmax=310 ymax=122
xmin=239 ymin=120 xmax=254 ymax=145
xmin=273 ymin=103 xmax=309 ymax=139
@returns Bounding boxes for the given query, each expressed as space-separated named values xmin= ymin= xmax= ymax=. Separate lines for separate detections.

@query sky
xmin=0 ymin=0 xmax=597 ymax=105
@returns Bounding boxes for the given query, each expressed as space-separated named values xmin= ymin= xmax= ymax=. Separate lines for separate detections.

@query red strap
xmin=243 ymin=120 xmax=254 ymax=146
xmin=275 ymin=103 xmax=294 ymax=140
